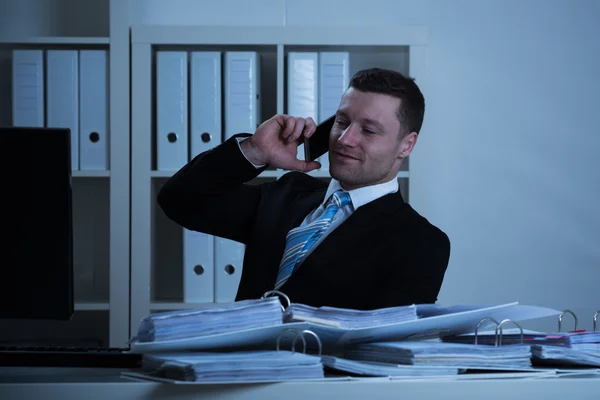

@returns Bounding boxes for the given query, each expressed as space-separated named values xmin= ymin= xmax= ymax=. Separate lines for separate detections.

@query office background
xmin=0 ymin=0 xmax=598 ymax=347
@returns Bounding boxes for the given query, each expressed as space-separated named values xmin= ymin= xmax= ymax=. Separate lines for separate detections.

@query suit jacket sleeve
xmin=157 ymin=134 xmax=269 ymax=245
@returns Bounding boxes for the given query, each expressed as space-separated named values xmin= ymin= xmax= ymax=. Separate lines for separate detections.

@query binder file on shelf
xmin=287 ymin=52 xmax=319 ymax=162
xmin=318 ymin=52 xmax=349 ymax=171
xmin=214 ymin=237 xmax=245 ymax=303
xmin=190 ymin=51 xmax=222 ymax=159
xmin=12 ymin=49 xmax=44 ymax=127
xmin=224 ymin=52 xmax=261 ymax=141
xmin=46 ymin=50 xmax=79 ymax=170
xmin=156 ymin=51 xmax=188 ymax=171
xmin=183 ymin=228 xmax=214 ymax=303
xmin=79 ymin=50 xmax=109 ymax=171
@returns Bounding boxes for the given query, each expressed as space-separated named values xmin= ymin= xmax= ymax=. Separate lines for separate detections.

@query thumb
xmin=290 ymin=159 xmax=322 ymax=172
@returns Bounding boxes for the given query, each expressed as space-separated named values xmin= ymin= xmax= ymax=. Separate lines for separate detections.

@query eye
xmin=335 ymin=118 xmax=349 ymax=128
xmin=362 ymin=128 xmax=377 ymax=135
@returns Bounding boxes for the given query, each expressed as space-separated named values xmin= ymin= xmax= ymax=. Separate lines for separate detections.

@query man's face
xmin=328 ymin=87 xmax=417 ymax=190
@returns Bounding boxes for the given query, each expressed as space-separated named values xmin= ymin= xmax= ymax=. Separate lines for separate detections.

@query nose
xmin=336 ymin=124 xmax=360 ymax=147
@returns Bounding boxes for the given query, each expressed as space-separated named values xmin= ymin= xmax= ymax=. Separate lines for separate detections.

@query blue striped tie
xmin=274 ymin=190 xmax=352 ymax=290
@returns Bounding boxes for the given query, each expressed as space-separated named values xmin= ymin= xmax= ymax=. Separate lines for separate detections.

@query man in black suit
xmin=158 ymin=67 xmax=450 ymax=310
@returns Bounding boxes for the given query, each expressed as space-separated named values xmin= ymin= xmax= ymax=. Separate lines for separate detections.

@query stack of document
xmin=531 ymin=344 xmax=600 ymax=367
xmin=284 ymin=303 xmax=418 ymax=328
xmin=130 ymin=297 xmax=284 ymax=343
xmin=344 ymin=340 xmax=533 ymax=370
xmin=141 ymin=350 xmax=324 ymax=383
xmin=321 ymin=355 xmax=462 ymax=377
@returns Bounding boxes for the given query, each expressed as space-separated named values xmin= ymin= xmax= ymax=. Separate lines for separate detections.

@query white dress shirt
xmin=237 ymin=137 xmax=399 ymax=265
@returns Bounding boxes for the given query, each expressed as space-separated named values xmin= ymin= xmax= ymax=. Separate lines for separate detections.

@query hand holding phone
xmin=241 ymin=114 xmax=322 ymax=172
xmin=304 ymin=115 xmax=335 ymax=162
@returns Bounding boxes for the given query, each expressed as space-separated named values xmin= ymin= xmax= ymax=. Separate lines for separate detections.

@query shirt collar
xmin=324 ymin=177 xmax=399 ymax=210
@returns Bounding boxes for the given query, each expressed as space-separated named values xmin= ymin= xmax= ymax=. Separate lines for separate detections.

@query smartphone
xmin=303 ymin=115 xmax=335 ymax=162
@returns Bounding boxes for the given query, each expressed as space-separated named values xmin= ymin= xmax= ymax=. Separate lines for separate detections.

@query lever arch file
xmin=190 ymin=51 xmax=222 ymax=158
xmin=156 ymin=51 xmax=188 ymax=171
xmin=46 ymin=50 xmax=79 ymax=170
xmin=79 ymin=50 xmax=109 ymax=171
xmin=224 ymin=52 xmax=261 ymax=141
xmin=318 ymin=52 xmax=349 ymax=171
xmin=183 ymin=228 xmax=215 ymax=303
xmin=287 ymin=52 xmax=319 ymax=162
xmin=12 ymin=49 xmax=44 ymax=127
xmin=214 ymin=237 xmax=245 ymax=303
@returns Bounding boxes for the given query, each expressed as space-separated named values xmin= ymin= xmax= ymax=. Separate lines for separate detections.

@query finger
xmin=280 ymin=116 xmax=296 ymax=142
xmin=289 ymin=117 xmax=306 ymax=144
xmin=303 ymin=117 xmax=318 ymax=139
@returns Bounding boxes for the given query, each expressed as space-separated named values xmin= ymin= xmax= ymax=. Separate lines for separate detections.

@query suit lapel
xmin=299 ymin=189 xmax=408 ymax=265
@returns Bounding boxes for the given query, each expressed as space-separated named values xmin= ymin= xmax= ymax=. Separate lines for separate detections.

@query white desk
xmin=1 ymin=368 xmax=600 ymax=400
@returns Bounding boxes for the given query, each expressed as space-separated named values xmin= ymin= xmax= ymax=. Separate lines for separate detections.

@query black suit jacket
xmin=157 ymin=134 xmax=451 ymax=310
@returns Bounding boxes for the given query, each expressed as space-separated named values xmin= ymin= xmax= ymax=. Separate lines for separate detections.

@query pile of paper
xmin=141 ymin=350 xmax=324 ymax=382
xmin=283 ymin=303 xmax=418 ymax=329
xmin=321 ymin=355 xmax=463 ymax=377
xmin=130 ymin=297 xmax=284 ymax=343
xmin=531 ymin=344 xmax=600 ymax=367
xmin=344 ymin=340 xmax=533 ymax=370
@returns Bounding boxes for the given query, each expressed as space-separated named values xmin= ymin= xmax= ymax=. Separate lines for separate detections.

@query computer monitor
xmin=0 ymin=126 xmax=74 ymax=320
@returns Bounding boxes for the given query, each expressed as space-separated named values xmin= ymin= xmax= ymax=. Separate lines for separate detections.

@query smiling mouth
xmin=334 ymin=151 xmax=360 ymax=161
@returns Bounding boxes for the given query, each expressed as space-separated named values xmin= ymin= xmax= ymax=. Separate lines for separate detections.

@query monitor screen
xmin=0 ymin=126 xmax=74 ymax=320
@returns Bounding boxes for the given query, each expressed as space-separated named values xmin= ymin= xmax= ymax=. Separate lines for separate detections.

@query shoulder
xmin=401 ymin=204 xmax=450 ymax=250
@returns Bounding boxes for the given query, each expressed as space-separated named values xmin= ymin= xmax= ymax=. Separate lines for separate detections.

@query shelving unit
xmin=0 ymin=31 xmax=129 ymax=347
xmin=130 ymin=24 xmax=428 ymax=335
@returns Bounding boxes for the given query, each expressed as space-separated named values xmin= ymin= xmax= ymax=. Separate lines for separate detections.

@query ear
xmin=398 ymin=131 xmax=418 ymax=159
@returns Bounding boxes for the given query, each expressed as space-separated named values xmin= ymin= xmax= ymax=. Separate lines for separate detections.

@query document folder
xmin=287 ymin=52 xmax=319 ymax=162
xmin=318 ymin=52 xmax=349 ymax=171
xmin=224 ymin=52 xmax=261 ymax=141
xmin=183 ymin=228 xmax=214 ymax=303
xmin=190 ymin=51 xmax=222 ymax=159
xmin=46 ymin=50 xmax=79 ymax=170
xmin=12 ymin=49 xmax=44 ymax=127
xmin=156 ymin=51 xmax=188 ymax=171
xmin=79 ymin=50 xmax=109 ymax=170
xmin=214 ymin=237 xmax=245 ymax=303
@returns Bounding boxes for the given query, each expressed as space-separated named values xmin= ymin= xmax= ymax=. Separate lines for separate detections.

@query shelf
xmin=75 ymin=302 xmax=109 ymax=311
xmin=151 ymin=169 xmax=409 ymax=179
xmin=0 ymin=37 xmax=110 ymax=45
xmin=73 ymin=171 xmax=110 ymax=178
xmin=132 ymin=25 xmax=427 ymax=46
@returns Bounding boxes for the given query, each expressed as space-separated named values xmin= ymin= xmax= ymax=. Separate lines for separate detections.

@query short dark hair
xmin=348 ymin=68 xmax=425 ymax=135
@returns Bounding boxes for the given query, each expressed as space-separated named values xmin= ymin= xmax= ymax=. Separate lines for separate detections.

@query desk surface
xmin=1 ymin=367 xmax=600 ymax=400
